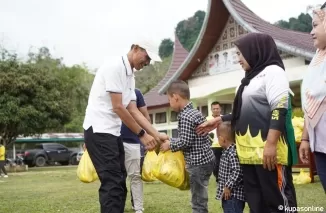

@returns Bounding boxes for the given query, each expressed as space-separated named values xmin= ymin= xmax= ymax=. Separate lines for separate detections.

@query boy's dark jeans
xmin=222 ymin=197 xmax=245 ymax=213
xmin=186 ymin=161 xmax=214 ymax=213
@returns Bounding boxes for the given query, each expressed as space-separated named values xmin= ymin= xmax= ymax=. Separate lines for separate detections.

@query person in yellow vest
xmin=206 ymin=101 xmax=223 ymax=182
xmin=0 ymin=144 xmax=8 ymax=178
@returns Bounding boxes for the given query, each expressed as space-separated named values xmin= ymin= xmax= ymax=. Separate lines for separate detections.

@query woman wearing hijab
xmin=299 ymin=3 xmax=326 ymax=193
xmin=197 ymin=32 xmax=297 ymax=213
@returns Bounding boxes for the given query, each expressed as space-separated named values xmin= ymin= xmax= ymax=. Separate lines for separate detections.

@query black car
xmin=21 ymin=143 xmax=78 ymax=167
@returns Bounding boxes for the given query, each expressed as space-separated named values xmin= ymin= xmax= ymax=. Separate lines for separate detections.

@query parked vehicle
xmin=20 ymin=143 xmax=79 ymax=167
xmin=76 ymin=151 xmax=84 ymax=162
xmin=5 ymin=155 xmax=25 ymax=167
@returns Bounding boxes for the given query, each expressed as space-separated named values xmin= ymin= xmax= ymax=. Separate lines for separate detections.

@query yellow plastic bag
xmin=152 ymin=150 xmax=189 ymax=190
xmin=76 ymin=150 xmax=98 ymax=183
xmin=292 ymin=116 xmax=304 ymax=143
xmin=178 ymin=170 xmax=190 ymax=190
xmin=294 ymin=128 xmax=302 ymax=142
xmin=141 ymin=151 xmax=158 ymax=182
xmin=293 ymin=169 xmax=311 ymax=184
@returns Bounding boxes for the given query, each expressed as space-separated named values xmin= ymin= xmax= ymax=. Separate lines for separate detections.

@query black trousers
xmin=242 ymin=164 xmax=297 ymax=213
xmin=212 ymin=147 xmax=223 ymax=182
xmin=284 ymin=166 xmax=297 ymax=211
xmin=0 ymin=160 xmax=7 ymax=175
xmin=84 ymin=127 xmax=127 ymax=213
xmin=315 ymin=152 xmax=326 ymax=192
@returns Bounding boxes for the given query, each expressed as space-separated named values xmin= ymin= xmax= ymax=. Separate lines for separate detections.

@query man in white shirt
xmin=83 ymin=39 xmax=164 ymax=213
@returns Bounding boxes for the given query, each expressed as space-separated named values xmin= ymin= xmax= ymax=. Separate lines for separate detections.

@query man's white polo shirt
xmin=83 ymin=55 xmax=136 ymax=136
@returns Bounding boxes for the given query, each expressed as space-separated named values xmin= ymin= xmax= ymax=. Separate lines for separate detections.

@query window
xmin=304 ymin=60 xmax=310 ymax=65
xmin=155 ymin=112 xmax=167 ymax=124
xmin=197 ymin=105 xmax=209 ymax=118
xmin=201 ymin=105 xmax=208 ymax=117
xmin=159 ymin=130 xmax=167 ymax=134
xmin=149 ymin=114 xmax=153 ymax=124
xmin=44 ymin=144 xmax=67 ymax=150
xmin=170 ymin=111 xmax=178 ymax=122
xmin=220 ymin=104 xmax=232 ymax=115
xmin=172 ymin=129 xmax=178 ymax=138
xmin=35 ymin=144 xmax=43 ymax=150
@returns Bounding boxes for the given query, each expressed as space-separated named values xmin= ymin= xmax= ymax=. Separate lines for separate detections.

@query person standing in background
xmin=121 ymin=88 xmax=151 ymax=213
xmin=0 ymin=144 xmax=8 ymax=178
xmin=131 ymin=143 xmax=146 ymax=210
xmin=300 ymin=3 xmax=326 ymax=193
xmin=206 ymin=101 xmax=223 ymax=182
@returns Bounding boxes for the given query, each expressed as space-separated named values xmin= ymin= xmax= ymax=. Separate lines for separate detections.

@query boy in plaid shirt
xmin=160 ymin=80 xmax=215 ymax=213
xmin=216 ymin=121 xmax=245 ymax=213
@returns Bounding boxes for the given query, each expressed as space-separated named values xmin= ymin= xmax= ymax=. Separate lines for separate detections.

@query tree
xmin=275 ymin=13 xmax=312 ymax=32
xmin=27 ymin=47 xmax=94 ymax=133
xmin=175 ymin=10 xmax=205 ymax=51
xmin=159 ymin=38 xmax=174 ymax=59
xmin=137 ymin=11 xmax=205 ymax=94
xmin=135 ymin=56 xmax=172 ymax=94
xmin=0 ymin=49 xmax=72 ymax=146
xmin=59 ymin=65 xmax=94 ymax=132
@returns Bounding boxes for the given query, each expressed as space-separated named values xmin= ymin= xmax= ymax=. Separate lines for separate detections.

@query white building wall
xmin=188 ymin=57 xmax=309 ymax=100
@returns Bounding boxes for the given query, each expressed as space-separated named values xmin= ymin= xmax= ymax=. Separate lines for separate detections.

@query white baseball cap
xmin=132 ymin=39 xmax=162 ymax=62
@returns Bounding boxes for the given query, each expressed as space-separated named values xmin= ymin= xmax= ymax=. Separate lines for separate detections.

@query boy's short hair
xmin=217 ymin=121 xmax=235 ymax=142
xmin=167 ymin=80 xmax=190 ymax=100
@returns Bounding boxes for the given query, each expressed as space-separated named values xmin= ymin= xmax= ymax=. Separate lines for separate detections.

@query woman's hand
xmin=299 ymin=122 xmax=310 ymax=164
xmin=299 ymin=140 xmax=310 ymax=164
xmin=263 ymin=142 xmax=277 ymax=171
xmin=196 ymin=116 xmax=222 ymax=135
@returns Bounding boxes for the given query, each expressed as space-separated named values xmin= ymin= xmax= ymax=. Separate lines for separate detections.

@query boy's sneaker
xmin=135 ymin=211 xmax=143 ymax=213
xmin=3 ymin=175 xmax=8 ymax=178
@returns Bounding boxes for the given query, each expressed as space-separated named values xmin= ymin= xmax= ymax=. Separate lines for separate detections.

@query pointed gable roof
xmin=158 ymin=0 xmax=315 ymax=94
xmin=144 ymin=34 xmax=189 ymax=109
xmin=225 ymin=0 xmax=315 ymax=56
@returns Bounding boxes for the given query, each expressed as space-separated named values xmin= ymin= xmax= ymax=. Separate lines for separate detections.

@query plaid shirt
xmin=216 ymin=144 xmax=245 ymax=201
xmin=170 ymin=102 xmax=215 ymax=165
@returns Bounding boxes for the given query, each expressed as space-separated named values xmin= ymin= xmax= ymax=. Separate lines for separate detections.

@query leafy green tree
xmin=275 ymin=13 xmax=312 ymax=32
xmin=27 ymin=47 xmax=94 ymax=133
xmin=159 ymin=38 xmax=174 ymax=59
xmin=0 ymin=49 xmax=72 ymax=146
xmin=135 ymin=56 xmax=172 ymax=94
xmin=175 ymin=10 xmax=205 ymax=51
xmin=138 ymin=11 xmax=205 ymax=94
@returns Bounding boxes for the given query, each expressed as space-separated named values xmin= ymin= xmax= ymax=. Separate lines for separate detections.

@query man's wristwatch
xmin=137 ymin=129 xmax=146 ymax=138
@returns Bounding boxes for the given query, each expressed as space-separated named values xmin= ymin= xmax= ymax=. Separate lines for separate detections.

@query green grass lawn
xmin=1 ymin=166 xmax=325 ymax=213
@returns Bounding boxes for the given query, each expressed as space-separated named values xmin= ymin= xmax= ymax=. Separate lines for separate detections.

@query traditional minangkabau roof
xmin=144 ymin=34 xmax=189 ymax=109
xmin=227 ymin=0 xmax=315 ymax=56
xmin=158 ymin=0 xmax=315 ymax=94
